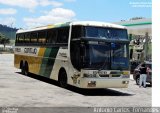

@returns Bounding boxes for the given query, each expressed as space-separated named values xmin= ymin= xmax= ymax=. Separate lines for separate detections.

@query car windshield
xmin=137 ymin=63 xmax=152 ymax=69
xmin=146 ymin=64 xmax=152 ymax=69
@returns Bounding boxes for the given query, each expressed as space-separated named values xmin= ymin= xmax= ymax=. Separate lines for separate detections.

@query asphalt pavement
xmin=0 ymin=54 xmax=151 ymax=108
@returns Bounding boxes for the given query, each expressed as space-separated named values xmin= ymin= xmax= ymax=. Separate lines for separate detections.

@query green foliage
xmin=0 ymin=24 xmax=18 ymax=39
xmin=0 ymin=37 xmax=10 ymax=44
xmin=0 ymin=32 xmax=10 ymax=50
xmin=0 ymin=32 xmax=5 ymax=39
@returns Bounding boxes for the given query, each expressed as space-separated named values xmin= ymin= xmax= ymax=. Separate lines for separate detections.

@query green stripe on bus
xmin=39 ymin=47 xmax=59 ymax=78
xmin=53 ymin=22 xmax=70 ymax=28
xmin=121 ymin=22 xmax=152 ymax=27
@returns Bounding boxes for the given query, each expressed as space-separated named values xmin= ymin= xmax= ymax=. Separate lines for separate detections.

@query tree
xmin=0 ymin=33 xmax=10 ymax=50
xmin=0 ymin=32 xmax=5 ymax=39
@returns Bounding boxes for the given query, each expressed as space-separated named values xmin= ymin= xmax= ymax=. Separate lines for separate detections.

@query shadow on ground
xmin=16 ymin=72 xmax=134 ymax=96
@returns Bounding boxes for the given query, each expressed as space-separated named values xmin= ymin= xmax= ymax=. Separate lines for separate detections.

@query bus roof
xmin=17 ymin=21 xmax=126 ymax=34
xmin=71 ymin=21 xmax=126 ymax=29
xmin=17 ymin=22 xmax=71 ymax=34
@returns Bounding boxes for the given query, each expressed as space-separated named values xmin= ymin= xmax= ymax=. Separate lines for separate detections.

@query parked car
xmin=130 ymin=61 xmax=141 ymax=74
xmin=133 ymin=61 xmax=152 ymax=85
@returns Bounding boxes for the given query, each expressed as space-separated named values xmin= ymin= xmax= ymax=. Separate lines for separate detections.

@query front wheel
xmin=58 ymin=70 xmax=68 ymax=88
xmin=136 ymin=76 xmax=140 ymax=85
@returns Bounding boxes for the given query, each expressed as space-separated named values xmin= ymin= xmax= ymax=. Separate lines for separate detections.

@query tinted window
xmin=85 ymin=26 xmax=128 ymax=39
xmin=38 ymin=31 xmax=46 ymax=44
xmin=86 ymin=27 xmax=98 ymax=37
xmin=16 ymin=34 xmax=18 ymax=43
xmin=30 ymin=32 xmax=38 ymax=43
xmin=71 ymin=25 xmax=83 ymax=40
xmin=24 ymin=33 xmax=30 ymax=43
xmin=18 ymin=34 xmax=24 ymax=43
xmin=145 ymin=64 xmax=152 ymax=69
xmin=16 ymin=27 xmax=69 ymax=46
xmin=57 ymin=27 xmax=69 ymax=43
xmin=47 ymin=29 xmax=57 ymax=44
xmin=137 ymin=63 xmax=152 ymax=70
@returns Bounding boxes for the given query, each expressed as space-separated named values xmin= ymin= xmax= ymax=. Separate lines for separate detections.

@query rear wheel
xmin=20 ymin=61 xmax=25 ymax=75
xmin=20 ymin=61 xmax=29 ymax=76
xmin=21 ymin=66 xmax=25 ymax=75
xmin=58 ymin=70 xmax=68 ymax=88
xmin=24 ymin=62 xmax=29 ymax=76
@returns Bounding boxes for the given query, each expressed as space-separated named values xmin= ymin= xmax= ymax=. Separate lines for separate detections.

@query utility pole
xmin=10 ymin=23 xmax=13 ymax=39
xmin=144 ymin=32 xmax=149 ymax=61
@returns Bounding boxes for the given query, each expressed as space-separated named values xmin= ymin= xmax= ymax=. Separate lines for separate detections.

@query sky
xmin=0 ymin=0 xmax=151 ymax=29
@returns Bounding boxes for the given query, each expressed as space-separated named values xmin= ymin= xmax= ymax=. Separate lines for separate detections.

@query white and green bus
xmin=14 ymin=21 xmax=130 ymax=88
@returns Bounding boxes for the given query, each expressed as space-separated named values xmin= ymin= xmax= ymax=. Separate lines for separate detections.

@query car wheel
xmin=150 ymin=82 xmax=152 ymax=86
xmin=136 ymin=77 xmax=140 ymax=85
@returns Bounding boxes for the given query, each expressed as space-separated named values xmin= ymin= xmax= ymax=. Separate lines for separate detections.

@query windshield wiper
xmin=96 ymin=56 xmax=109 ymax=73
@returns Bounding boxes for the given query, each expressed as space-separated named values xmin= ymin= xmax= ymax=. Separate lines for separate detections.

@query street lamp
xmin=10 ymin=22 xmax=13 ymax=39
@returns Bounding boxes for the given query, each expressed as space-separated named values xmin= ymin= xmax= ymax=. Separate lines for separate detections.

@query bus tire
xmin=20 ymin=61 xmax=25 ymax=75
xmin=24 ymin=62 xmax=29 ymax=76
xmin=58 ymin=69 xmax=68 ymax=88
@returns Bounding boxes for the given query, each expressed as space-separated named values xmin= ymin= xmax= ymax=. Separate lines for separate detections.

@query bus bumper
xmin=79 ymin=78 xmax=129 ymax=89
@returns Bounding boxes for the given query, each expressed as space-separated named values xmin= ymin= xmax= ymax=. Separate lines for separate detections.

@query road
xmin=0 ymin=54 xmax=151 ymax=108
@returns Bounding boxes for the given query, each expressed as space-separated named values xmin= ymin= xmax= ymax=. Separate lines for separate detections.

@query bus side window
xmin=19 ymin=34 xmax=24 ymax=43
xmin=70 ymin=26 xmax=83 ymax=71
xmin=71 ymin=25 xmax=83 ymax=40
xmin=24 ymin=33 xmax=30 ymax=44
xmin=16 ymin=34 xmax=19 ymax=43
xmin=30 ymin=32 xmax=38 ymax=44
xmin=47 ymin=29 xmax=57 ymax=44
xmin=57 ymin=27 xmax=69 ymax=44
xmin=38 ymin=31 xmax=46 ymax=44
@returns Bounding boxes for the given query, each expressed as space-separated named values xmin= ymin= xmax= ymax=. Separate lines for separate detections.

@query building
xmin=115 ymin=18 xmax=152 ymax=61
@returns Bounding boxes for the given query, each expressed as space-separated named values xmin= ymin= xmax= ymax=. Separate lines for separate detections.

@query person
xmin=139 ymin=63 xmax=147 ymax=88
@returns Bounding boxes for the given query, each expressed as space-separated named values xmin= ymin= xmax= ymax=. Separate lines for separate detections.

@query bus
xmin=14 ymin=21 xmax=130 ymax=88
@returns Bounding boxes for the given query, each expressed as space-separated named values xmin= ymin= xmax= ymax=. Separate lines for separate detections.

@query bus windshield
xmin=70 ymin=25 xmax=129 ymax=71
xmin=85 ymin=26 xmax=128 ymax=40
xmin=82 ymin=43 xmax=129 ymax=70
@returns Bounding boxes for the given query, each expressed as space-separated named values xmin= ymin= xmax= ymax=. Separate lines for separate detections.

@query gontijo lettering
xmin=24 ymin=48 xmax=37 ymax=54
xmin=15 ymin=48 xmax=21 ymax=52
